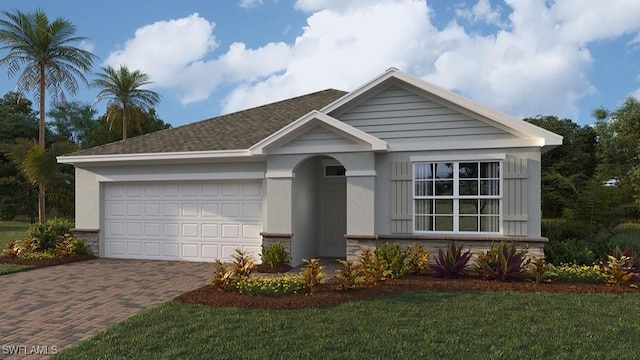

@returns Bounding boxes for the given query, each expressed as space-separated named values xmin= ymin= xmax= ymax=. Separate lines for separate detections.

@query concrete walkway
xmin=0 ymin=259 xmax=210 ymax=359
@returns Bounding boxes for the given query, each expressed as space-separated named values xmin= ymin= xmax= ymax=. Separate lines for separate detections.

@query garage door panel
xmin=144 ymin=203 xmax=161 ymax=216
xmin=182 ymin=203 xmax=199 ymax=217
xmin=163 ymin=243 xmax=179 ymax=257
xmin=163 ymin=223 xmax=179 ymax=237
xmin=126 ymin=241 xmax=143 ymax=255
xmin=104 ymin=181 xmax=263 ymax=261
xmin=182 ymin=243 xmax=199 ymax=258
xmin=127 ymin=222 xmax=143 ymax=236
xmin=182 ymin=223 xmax=198 ymax=237
xmin=145 ymin=242 xmax=161 ymax=256
xmin=202 ymin=224 xmax=219 ymax=238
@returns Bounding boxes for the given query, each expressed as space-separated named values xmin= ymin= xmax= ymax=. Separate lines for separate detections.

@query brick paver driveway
xmin=0 ymin=259 xmax=210 ymax=359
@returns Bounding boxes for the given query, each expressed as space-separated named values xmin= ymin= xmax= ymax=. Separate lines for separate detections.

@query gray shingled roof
xmin=70 ymin=89 xmax=347 ymax=156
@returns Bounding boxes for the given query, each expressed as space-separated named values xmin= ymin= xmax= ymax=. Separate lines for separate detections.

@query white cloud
xmin=455 ymin=0 xmax=504 ymax=27
xmin=78 ymin=40 xmax=95 ymax=54
xmin=223 ymin=0 xmax=434 ymax=112
xmin=104 ymin=13 xmax=218 ymax=98
xmin=104 ymin=0 xmax=640 ymax=121
xmin=222 ymin=0 xmax=640 ymax=119
xmin=239 ymin=0 xmax=263 ymax=9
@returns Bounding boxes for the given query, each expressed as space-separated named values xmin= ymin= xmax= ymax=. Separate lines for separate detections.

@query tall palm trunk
xmin=38 ymin=64 xmax=46 ymax=223
xmin=122 ymin=103 xmax=128 ymax=140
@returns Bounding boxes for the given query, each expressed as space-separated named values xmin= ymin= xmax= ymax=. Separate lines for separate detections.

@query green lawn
xmin=0 ymin=219 xmax=30 ymax=248
xmin=0 ymin=263 xmax=34 ymax=275
xmin=55 ymin=291 xmax=640 ymax=360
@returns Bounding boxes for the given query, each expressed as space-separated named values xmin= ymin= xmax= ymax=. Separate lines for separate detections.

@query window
xmin=414 ymin=161 xmax=501 ymax=233
xmin=324 ymin=165 xmax=346 ymax=177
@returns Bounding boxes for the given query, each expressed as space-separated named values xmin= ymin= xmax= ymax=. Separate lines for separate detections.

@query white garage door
xmin=103 ymin=181 xmax=263 ymax=261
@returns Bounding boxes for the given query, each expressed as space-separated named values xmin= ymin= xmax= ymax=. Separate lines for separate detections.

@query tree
xmin=0 ymin=92 xmax=38 ymax=220
xmin=92 ymin=65 xmax=161 ymax=140
xmin=48 ymin=101 xmax=98 ymax=146
xmin=0 ymin=8 xmax=95 ymax=223
xmin=0 ymin=139 xmax=77 ymax=220
xmin=525 ymin=115 xmax=598 ymax=218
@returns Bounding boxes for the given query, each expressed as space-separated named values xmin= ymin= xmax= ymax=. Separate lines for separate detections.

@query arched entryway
xmin=290 ymin=155 xmax=347 ymax=264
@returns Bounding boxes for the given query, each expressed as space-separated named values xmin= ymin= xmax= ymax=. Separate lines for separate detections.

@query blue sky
xmin=1 ymin=0 xmax=639 ymax=128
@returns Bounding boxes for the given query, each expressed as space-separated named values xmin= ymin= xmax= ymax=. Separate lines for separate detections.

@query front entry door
xmin=321 ymin=173 xmax=346 ymax=257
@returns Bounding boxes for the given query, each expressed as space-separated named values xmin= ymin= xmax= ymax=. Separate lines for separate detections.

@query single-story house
xmin=58 ymin=68 xmax=562 ymax=266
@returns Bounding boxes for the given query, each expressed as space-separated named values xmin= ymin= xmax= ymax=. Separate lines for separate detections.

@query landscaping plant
xmin=374 ymin=242 xmax=408 ymax=279
xmin=54 ymin=235 xmax=88 ymax=257
xmin=554 ymin=263 xmax=603 ymax=283
xmin=358 ymin=248 xmax=391 ymax=283
xmin=230 ymin=248 xmax=254 ymax=278
xmin=260 ymin=242 xmax=289 ymax=268
xmin=526 ymin=256 xmax=557 ymax=283
xmin=210 ymin=259 xmax=236 ymax=291
xmin=475 ymin=241 xmax=529 ymax=281
xmin=430 ymin=242 xmax=472 ymax=277
xmin=599 ymin=246 xmax=639 ymax=287
xmin=26 ymin=217 xmax=74 ymax=250
xmin=210 ymin=248 xmax=256 ymax=290
xmin=301 ymin=258 xmax=325 ymax=291
xmin=405 ymin=243 xmax=431 ymax=275
xmin=237 ymin=275 xmax=305 ymax=296
xmin=334 ymin=259 xmax=365 ymax=290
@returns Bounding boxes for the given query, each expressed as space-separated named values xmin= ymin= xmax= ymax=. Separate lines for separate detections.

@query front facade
xmin=59 ymin=69 xmax=562 ymax=265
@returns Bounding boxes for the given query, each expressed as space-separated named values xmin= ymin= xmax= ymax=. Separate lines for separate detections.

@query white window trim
xmin=412 ymin=161 xmax=503 ymax=234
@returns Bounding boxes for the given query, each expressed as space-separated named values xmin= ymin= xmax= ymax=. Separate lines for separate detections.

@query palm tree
xmin=0 ymin=8 xmax=95 ymax=223
xmin=92 ymin=65 xmax=161 ymax=140
xmin=0 ymin=139 xmax=77 ymax=221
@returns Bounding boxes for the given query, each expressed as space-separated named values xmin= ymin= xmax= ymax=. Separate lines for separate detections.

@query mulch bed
xmin=175 ymin=274 xmax=640 ymax=310
xmin=0 ymin=254 xmax=96 ymax=268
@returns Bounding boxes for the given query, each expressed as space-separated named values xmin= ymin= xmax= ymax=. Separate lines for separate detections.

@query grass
xmin=0 ymin=218 xmax=30 ymax=248
xmin=55 ymin=291 xmax=640 ymax=359
xmin=0 ymin=263 xmax=34 ymax=275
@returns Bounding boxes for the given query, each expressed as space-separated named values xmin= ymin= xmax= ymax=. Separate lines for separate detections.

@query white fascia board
xmin=249 ymin=110 xmax=387 ymax=155
xmin=57 ymin=149 xmax=253 ymax=165
xmin=322 ymin=68 xmax=563 ymax=149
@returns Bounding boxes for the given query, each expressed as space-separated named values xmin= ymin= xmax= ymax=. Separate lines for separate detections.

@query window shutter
xmin=390 ymin=161 xmax=412 ymax=233
xmin=503 ymin=157 xmax=528 ymax=235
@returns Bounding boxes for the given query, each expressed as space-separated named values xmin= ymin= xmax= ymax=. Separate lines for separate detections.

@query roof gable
xmin=323 ymin=68 xmax=563 ymax=150
xmin=250 ymin=111 xmax=387 ymax=155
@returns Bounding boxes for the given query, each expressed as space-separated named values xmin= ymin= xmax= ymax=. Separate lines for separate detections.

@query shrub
xmin=334 ymin=259 xmax=365 ymax=290
xmin=526 ymin=257 xmax=557 ymax=284
xmin=211 ymin=259 xmax=236 ymax=291
xmin=300 ymin=258 xmax=325 ymax=291
xmin=544 ymin=238 xmax=596 ymax=266
xmin=2 ymin=239 xmax=19 ymax=257
xmin=405 ymin=244 xmax=431 ymax=275
xmin=599 ymin=246 xmax=639 ymax=287
xmin=54 ymin=235 xmax=88 ymax=257
xmin=230 ymin=248 xmax=254 ymax=278
xmin=475 ymin=241 xmax=529 ymax=281
xmin=358 ymin=248 xmax=390 ymax=283
xmin=210 ymin=248 xmax=255 ymax=291
xmin=237 ymin=275 xmax=305 ymax=296
xmin=261 ymin=242 xmax=288 ymax=268
xmin=374 ymin=242 xmax=408 ymax=279
xmin=430 ymin=242 xmax=472 ymax=278
xmin=554 ymin=263 xmax=603 ymax=283
xmin=26 ymin=218 xmax=74 ymax=250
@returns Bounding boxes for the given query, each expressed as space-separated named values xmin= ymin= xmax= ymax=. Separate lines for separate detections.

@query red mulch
xmin=0 ymin=254 xmax=96 ymax=268
xmin=175 ymin=274 xmax=640 ymax=310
